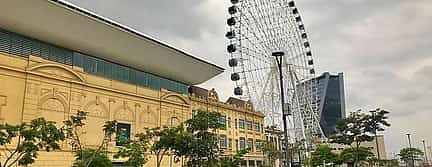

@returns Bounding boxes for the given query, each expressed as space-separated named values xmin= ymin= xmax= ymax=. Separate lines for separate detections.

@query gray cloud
xmin=68 ymin=0 xmax=432 ymax=157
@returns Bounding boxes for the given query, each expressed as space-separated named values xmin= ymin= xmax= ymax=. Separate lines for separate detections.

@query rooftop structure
xmin=0 ymin=0 xmax=224 ymax=85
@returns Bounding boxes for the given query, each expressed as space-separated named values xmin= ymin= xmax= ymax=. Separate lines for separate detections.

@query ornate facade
xmin=0 ymin=53 xmax=265 ymax=166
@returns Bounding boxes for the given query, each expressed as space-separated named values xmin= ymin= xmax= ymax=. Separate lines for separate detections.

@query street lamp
xmin=370 ymin=110 xmax=381 ymax=166
xmin=406 ymin=133 xmax=414 ymax=167
xmin=271 ymin=51 xmax=290 ymax=167
xmin=422 ymin=140 xmax=429 ymax=166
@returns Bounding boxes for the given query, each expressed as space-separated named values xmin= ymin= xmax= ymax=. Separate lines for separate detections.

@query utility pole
xmin=272 ymin=51 xmax=290 ymax=167
xmin=407 ymin=133 xmax=414 ymax=167
xmin=422 ymin=140 xmax=429 ymax=166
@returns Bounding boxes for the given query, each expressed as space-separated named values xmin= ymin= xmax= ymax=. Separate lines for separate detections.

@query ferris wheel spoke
xmin=226 ymin=0 xmax=324 ymax=142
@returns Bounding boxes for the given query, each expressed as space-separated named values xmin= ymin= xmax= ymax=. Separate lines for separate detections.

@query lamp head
xmin=272 ymin=51 xmax=285 ymax=57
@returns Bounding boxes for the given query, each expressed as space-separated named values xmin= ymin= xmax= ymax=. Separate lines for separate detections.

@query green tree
xmin=330 ymin=109 xmax=390 ymax=167
xmin=114 ymin=126 xmax=182 ymax=167
xmin=380 ymin=159 xmax=400 ymax=167
xmin=339 ymin=147 xmax=373 ymax=166
xmin=72 ymin=149 xmax=112 ymax=167
xmin=398 ymin=147 xmax=424 ymax=166
xmin=261 ymin=141 xmax=282 ymax=167
xmin=218 ymin=149 xmax=250 ymax=167
xmin=114 ymin=131 xmax=152 ymax=167
xmin=64 ymin=111 xmax=116 ymax=167
xmin=114 ymin=109 xmax=248 ymax=167
xmin=306 ymin=145 xmax=340 ymax=167
xmin=175 ymin=110 xmax=225 ymax=167
xmin=0 ymin=118 xmax=65 ymax=167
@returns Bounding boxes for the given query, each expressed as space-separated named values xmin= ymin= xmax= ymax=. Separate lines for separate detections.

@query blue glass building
xmin=315 ymin=72 xmax=346 ymax=137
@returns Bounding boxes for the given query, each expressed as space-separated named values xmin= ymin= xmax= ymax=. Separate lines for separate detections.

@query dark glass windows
xmin=0 ymin=28 xmax=188 ymax=94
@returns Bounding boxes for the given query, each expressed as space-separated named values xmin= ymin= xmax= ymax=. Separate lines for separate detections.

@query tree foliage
xmin=175 ymin=110 xmax=225 ymax=167
xmin=114 ymin=109 xmax=249 ymax=167
xmin=64 ymin=111 xmax=116 ymax=167
xmin=261 ymin=141 xmax=282 ymax=167
xmin=330 ymin=108 xmax=390 ymax=167
xmin=339 ymin=147 xmax=374 ymax=166
xmin=399 ymin=147 xmax=424 ymax=165
xmin=306 ymin=145 xmax=340 ymax=167
xmin=0 ymin=118 xmax=64 ymax=167
xmin=72 ymin=149 xmax=112 ymax=167
xmin=219 ymin=149 xmax=250 ymax=167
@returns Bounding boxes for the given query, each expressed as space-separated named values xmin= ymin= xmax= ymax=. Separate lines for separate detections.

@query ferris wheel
xmin=225 ymin=0 xmax=324 ymax=142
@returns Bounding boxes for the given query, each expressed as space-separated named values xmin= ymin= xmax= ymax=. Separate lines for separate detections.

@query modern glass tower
xmin=315 ymin=72 xmax=346 ymax=137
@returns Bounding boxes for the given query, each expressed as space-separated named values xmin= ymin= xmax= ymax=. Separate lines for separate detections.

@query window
xmin=247 ymin=138 xmax=253 ymax=151
xmin=239 ymin=137 xmax=245 ymax=150
xmin=220 ymin=135 xmax=227 ymax=149
xmin=238 ymin=119 xmax=245 ymax=129
xmin=220 ymin=115 xmax=226 ymax=127
xmin=228 ymin=117 xmax=231 ymax=128
xmin=0 ymin=28 xmax=191 ymax=94
xmin=254 ymin=122 xmax=260 ymax=132
xmin=116 ymin=123 xmax=131 ymax=146
xmin=246 ymin=121 xmax=252 ymax=130
xmin=228 ymin=138 xmax=232 ymax=149
xmin=256 ymin=140 xmax=262 ymax=152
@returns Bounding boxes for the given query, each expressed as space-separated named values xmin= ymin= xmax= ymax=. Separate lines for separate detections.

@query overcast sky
xmin=66 ymin=0 xmax=432 ymax=157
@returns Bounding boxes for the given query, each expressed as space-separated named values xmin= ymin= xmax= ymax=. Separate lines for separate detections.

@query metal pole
xmin=275 ymin=54 xmax=290 ymax=167
xmin=423 ymin=140 xmax=429 ymax=166
xmin=407 ymin=133 xmax=414 ymax=167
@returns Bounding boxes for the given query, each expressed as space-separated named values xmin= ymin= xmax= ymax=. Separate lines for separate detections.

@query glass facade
xmin=320 ymin=76 xmax=344 ymax=137
xmin=0 ymin=29 xmax=188 ymax=94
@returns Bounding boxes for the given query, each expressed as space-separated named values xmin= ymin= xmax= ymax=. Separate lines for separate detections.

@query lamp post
xmin=422 ymin=140 xmax=429 ymax=166
xmin=370 ymin=110 xmax=381 ymax=166
xmin=272 ymin=51 xmax=290 ymax=167
xmin=407 ymin=133 xmax=414 ymax=167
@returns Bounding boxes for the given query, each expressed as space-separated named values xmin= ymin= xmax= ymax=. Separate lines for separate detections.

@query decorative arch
xmin=139 ymin=105 xmax=158 ymax=125
xmin=114 ymin=104 xmax=135 ymax=122
xmin=38 ymin=94 xmax=68 ymax=113
xmin=28 ymin=63 xmax=85 ymax=82
xmin=161 ymin=93 xmax=189 ymax=105
xmin=83 ymin=100 xmax=109 ymax=118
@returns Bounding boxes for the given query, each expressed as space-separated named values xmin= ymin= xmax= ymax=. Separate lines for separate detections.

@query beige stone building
xmin=0 ymin=0 xmax=266 ymax=166
xmin=328 ymin=135 xmax=387 ymax=160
